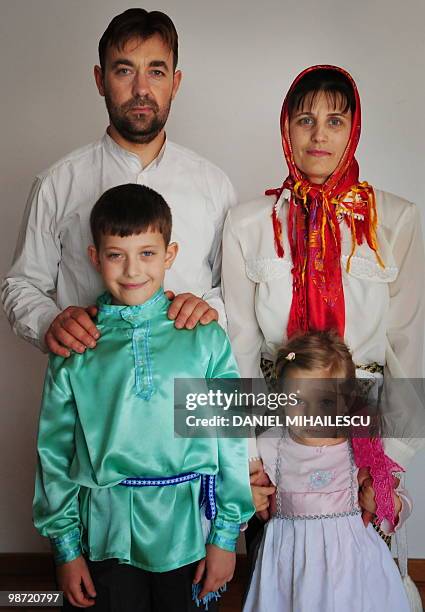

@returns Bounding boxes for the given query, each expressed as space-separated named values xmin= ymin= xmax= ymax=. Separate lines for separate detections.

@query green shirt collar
xmin=96 ymin=288 xmax=169 ymax=325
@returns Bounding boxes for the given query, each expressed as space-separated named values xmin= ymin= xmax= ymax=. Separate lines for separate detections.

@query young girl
xmin=244 ymin=331 xmax=412 ymax=612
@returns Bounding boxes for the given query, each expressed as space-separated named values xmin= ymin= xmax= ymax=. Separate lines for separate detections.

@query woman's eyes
xmin=328 ymin=117 xmax=343 ymax=127
xmin=296 ymin=116 xmax=344 ymax=128
xmin=298 ymin=117 xmax=314 ymax=126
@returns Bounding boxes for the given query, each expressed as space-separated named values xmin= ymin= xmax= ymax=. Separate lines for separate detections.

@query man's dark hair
xmin=287 ymin=68 xmax=356 ymax=117
xmin=90 ymin=184 xmax=172 ymax=249
xmin=98 ymin=8 xmax=178 ymax=72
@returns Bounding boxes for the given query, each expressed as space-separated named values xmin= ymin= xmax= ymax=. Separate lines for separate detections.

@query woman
xmin=222 ymin=65 xmax=425 ymax=470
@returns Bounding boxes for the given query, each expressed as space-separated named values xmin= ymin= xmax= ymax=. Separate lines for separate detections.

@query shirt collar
xmin=96 ymin=288 xmax=169 ymax=325
xmin=103 ymin=131 xmax=167 ymax=171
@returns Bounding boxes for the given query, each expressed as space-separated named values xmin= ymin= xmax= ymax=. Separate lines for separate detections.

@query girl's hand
xmin=56 ymin=556 xmax=96 ymax=608
xmin=194 ymin=545 xmax=235 ymax=600
xmin=250 ymin=470 xmax=276 ymax=519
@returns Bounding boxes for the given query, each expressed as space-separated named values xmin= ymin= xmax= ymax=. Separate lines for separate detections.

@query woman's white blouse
xmin=222 ymin=189 xmax=425 ymax=466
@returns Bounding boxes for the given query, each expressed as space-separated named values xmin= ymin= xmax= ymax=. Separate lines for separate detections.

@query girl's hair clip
xmin=285 ymin=352 xmax=296 ymax=361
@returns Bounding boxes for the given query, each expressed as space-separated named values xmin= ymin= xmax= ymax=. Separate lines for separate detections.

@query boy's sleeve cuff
xmin=207 ymin=517 xmax=240 ymax=552
xmin=50 ymin=528 xmax=82 ymax=565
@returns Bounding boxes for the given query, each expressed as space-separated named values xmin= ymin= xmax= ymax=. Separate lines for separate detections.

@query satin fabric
xmin=33 ymin=289 xmax=254 ymax=572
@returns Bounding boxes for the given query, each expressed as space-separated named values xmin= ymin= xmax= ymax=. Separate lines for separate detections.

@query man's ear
xmin=165 ymin=242 xmax=178 ymax=269
xmin=171 ymin=70 xmax=182 ymax=101
xmin=94 ymin=65 xmax=105 ymax=97
xmin=88 ymin=245 xmax=101 ymax=272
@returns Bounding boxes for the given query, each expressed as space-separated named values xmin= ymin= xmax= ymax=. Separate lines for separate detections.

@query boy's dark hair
xmin=287 ymin=68 xmax=356 ymax=118
xmin=90 ymin=184 xmax=172 ymax=249
xmin=98 ymin=8 xmax=178 ymax=72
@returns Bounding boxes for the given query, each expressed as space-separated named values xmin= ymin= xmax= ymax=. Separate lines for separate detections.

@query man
xmin=2 ymin=8 xmax=236 ymax=356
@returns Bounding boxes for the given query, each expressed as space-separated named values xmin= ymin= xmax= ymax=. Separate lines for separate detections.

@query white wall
xmin=1 ymin=0 xmax=424 ymax=556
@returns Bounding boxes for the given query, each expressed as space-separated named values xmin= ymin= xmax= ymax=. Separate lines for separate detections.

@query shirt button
xmin=137 ymin=174 xmax=145 ymax=185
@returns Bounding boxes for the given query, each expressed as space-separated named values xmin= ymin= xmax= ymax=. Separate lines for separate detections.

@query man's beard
xmin=104 ymin=93 xmax=171 ymax=144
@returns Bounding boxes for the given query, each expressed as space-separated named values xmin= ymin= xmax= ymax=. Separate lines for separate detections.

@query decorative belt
xmin=119 ymin=472 xmax=217 ymax=520
xmin=356 ymin=362 xmax=384 ymax=375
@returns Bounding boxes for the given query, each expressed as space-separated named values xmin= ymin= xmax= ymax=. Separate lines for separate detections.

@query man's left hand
xmin=165 ymin=291 xmax=218 ymax=329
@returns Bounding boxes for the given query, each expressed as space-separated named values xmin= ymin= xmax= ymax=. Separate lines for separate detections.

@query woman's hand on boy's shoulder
xmin=193 ymin=544 xmax=235 ymax=600
xmin=45 ymin=305 xmax=99 ymax=357
xmin=56 ymin=555 xmax=96 ymax=608
xmin=165 ymin=291 xmax=218 ymax=329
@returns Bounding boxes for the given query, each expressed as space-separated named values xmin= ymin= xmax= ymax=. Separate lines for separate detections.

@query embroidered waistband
xmin=274 ymin=509 xmax=361 ymax=521
xmin=119 ymin=472 xmax=217 ymax=520
xmin=355 ymin=362 xmax=384 ymax=375
xmin=120 ymin=472 xmax=199 ymax=487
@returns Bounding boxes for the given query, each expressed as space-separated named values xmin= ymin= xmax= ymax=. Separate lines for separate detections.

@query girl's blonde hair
xmin=275 ymin=331 xmax=356 ymax=380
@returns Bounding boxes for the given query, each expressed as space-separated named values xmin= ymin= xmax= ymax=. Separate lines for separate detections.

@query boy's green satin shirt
xmin=33 ymin=289 xmax=254 ymax=572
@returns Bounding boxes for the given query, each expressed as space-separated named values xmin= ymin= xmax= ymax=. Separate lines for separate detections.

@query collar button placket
xmin=128 ymin=318 xmax=155 ymax=401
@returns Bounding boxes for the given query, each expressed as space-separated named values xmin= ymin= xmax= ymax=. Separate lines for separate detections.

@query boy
xmin=33 ymin=184 xmax=254 ymax=611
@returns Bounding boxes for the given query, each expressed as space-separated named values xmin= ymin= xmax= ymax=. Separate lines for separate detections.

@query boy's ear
xmin=88 ymin=245 xmax=101 ymax=272
xmin=165 ymin=242 xmax=178 ymax=269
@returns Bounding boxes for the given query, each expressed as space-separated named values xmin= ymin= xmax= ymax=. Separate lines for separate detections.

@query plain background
xmin=1 ymin=0 xmax=424 ymax=556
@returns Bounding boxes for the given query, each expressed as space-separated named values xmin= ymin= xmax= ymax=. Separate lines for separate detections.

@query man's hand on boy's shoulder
xmin=56 ymin=555 xmax=96 ymax=608
xmin=165 ymin=291 xmax=218 ymax=329
xmin=45 ymin=305 xmax=99 ymax=357
xmin=193 ymin=544 xmax=235 ymax=600
xmin=45 ymin=291 xmax=217 ymax=356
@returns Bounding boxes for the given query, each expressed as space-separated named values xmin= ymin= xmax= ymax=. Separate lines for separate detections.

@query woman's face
xmin=288 ymin=91 xmax=352 ymax=184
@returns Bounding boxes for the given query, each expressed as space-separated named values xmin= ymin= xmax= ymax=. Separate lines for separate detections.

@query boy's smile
xmin=88 ymin=230 xmax=177 ymax=306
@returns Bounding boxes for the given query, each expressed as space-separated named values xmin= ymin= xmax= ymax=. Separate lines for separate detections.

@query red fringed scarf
xmin=267 ymin=65 xmax=383 ymax=339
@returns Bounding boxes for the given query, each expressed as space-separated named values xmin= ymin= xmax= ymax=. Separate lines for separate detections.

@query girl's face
xmin=288 ymin=91 xmax=352 ymax=185
xmin=284 ymin=367 xmax=347 ymax=444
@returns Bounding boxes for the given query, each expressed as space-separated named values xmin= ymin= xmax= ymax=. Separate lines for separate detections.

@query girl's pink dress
xmin=243 ymin=431 xmax=411 ymax=612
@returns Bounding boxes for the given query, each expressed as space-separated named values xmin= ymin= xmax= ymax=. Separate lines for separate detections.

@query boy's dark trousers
xmin=62 ymin=558 xmax=219 ymax=612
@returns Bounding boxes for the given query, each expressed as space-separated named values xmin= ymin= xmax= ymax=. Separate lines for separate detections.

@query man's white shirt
xmin=2 ymin=132 xmax=236 ymax=350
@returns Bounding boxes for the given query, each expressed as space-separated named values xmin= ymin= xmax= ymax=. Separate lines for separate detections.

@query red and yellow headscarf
xmin=267 ymin=65 xmax=383 ymax=338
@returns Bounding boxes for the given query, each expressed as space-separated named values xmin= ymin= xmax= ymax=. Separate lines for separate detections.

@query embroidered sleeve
xmin=50 ymin=528 xmax=82 ymax=564
xmin=207 ymin=518 xmax=241 ymax=552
